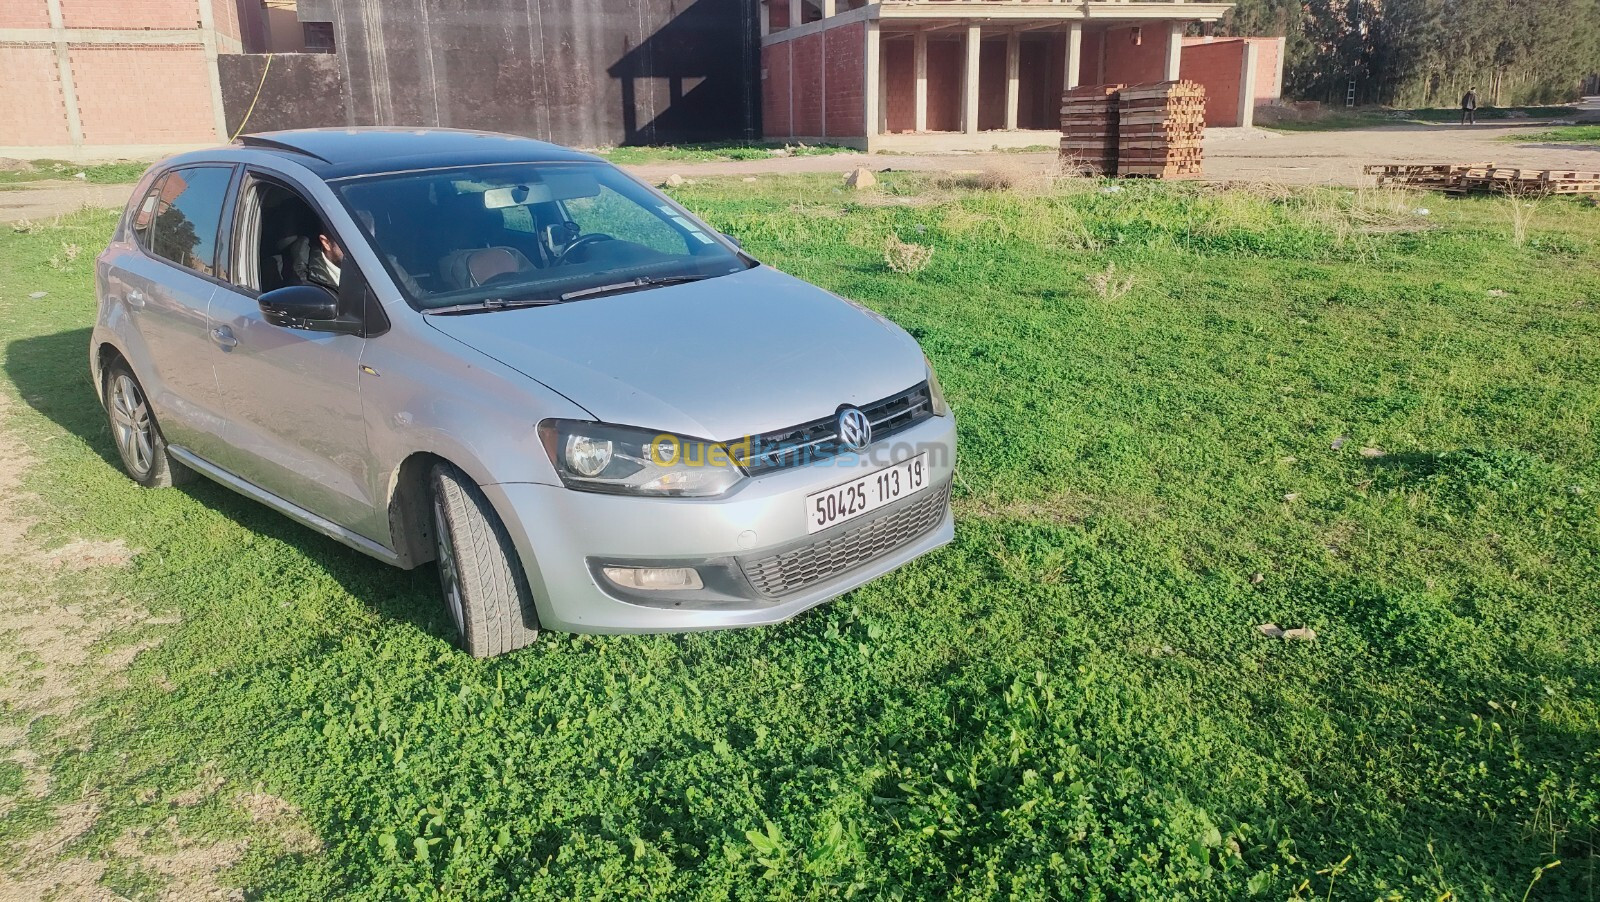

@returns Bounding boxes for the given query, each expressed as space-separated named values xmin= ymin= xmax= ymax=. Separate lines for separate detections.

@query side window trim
xmin=131 ymin=173 xmax=168 ymax=251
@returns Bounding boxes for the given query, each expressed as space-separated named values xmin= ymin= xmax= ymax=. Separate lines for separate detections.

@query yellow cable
xmin=230 ymin=52 xmax=275 ymax=142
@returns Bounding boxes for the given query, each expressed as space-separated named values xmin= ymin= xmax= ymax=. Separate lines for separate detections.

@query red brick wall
xmin=61 ymin=0 xmax=199 ymax=30
xmin=1101 ymin=24 xmax=1168 ymax=87
xmin=0 ymin=46 xmax=73 ymax=145
xmin=976 ymin=38 xmax=1006 ymax=131
xmin=1078 ymin=29 xmax=1105 ymax=87
xmin=1248 ymin=37 xmax=1284 ymax=101
xmin=71 ymin=44 xmax=217 ymax=143
xmin=1017 ymin=38 xmax=1055 ymax=130
xmin=824 ymin=21 xmax=865 ymax=137
xmin=791 ymin=32 xmax=824 ymax=136
xmin=762 ymin=21 xmax=868 ymax=141
xmin=762 ymin=41 xmax=793 ymax=139
xmin=0 ymin=0 xmax=51 ymax=29
xmin=1180 ymin=38 xmax=1243 ymax=126
xmin=882 ymin=36 xmax=915 ymax=133
xmin=924 ymin=38 xmax=962 ymax=132
xmin=211 ymin=0 xmax=240 ymax=43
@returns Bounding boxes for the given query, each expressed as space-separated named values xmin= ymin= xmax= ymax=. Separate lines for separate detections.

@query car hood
xmin=423 ymin=265 xmax=927 ymax=440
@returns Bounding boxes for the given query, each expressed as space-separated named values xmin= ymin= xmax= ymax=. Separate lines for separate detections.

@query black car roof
xmin=233 ymin=127 xmax=603 ymax=180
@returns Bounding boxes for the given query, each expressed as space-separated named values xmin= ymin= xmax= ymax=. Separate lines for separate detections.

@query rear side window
xmin=144 ymin=165 xmax=234 ymax=276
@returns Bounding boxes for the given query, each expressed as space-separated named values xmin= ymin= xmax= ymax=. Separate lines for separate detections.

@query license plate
xmin=805 ymin=452 xmax=931 ymax=534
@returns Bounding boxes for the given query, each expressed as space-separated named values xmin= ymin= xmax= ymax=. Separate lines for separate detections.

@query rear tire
xmin=430 ymin=463 xmax=540 ymax=657
xmin=103 ymin=360 xmax=191 ymax=488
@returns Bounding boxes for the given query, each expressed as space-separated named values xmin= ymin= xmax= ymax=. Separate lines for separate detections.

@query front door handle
xmin=210 ymin=325 xmax=239 ymax=349
xmin=125 ymin=288 xmax=146 ymax=308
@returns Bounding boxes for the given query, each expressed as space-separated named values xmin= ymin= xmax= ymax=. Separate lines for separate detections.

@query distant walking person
xmin=1461 ymin=88 xmax=1478 ymax=125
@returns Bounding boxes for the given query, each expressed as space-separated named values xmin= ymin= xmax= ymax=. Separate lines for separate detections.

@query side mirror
xmin=721 ymin=232 xmax=742 ymax=249
xmin=259 ymin=284 xmax=338 ymax=324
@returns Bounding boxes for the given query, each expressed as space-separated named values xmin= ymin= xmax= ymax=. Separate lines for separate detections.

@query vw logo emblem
xmin=837 ymin=407 xmax=872 ymax=452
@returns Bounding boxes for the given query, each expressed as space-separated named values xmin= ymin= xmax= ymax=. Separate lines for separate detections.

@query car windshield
xmin=334 ymin=161 xmax=749 ymax=310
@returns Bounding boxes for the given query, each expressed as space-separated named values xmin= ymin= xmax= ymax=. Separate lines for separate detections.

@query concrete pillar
xmin=1004 ymin=31 xmax=1020 ymax=130
xmin=821 ymin=0 xmax=835 ymax=19
xmin=865 ymin=21 xmax=882 ymax=140
xmin=1064 ymin=21 xmax=1082 ymax=91
xmin=963 ymin=24 xmax=981 ymax=134
xmin=914 ymin=31 xmax=928 ymax=132
xmin=1238 ymin=40 xmax=1259 ymax=128
xmin=760 ymin=0 xmax=771 ymax=37
xmin=42 ymin=0 xmax=84 ymax=148
xmin=1164 ymin=20 xmax=1183 ymax=82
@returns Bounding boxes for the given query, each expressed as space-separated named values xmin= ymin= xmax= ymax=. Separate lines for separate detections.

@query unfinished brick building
xmin=760 ymin=0 xmax=1280 ymax=150
xmin=0 ymin=0 xmax=241 ymax=159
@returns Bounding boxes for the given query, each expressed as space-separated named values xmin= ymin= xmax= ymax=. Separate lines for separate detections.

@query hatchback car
xmin=92 ymin=128 xmax=956 ymax=656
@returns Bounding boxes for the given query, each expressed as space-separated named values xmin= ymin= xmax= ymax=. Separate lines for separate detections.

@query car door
xmin=112 ymin=165 xmax=238 ymax=455
xmin=203 ymin=169 xmax=378 ymax=530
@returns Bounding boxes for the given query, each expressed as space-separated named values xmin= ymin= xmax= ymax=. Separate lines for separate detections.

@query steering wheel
xmin=558 ymin=232 xmax=615 ymax=262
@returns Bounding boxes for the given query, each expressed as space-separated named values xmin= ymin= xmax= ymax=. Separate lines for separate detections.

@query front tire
xmin=430 ymin=463 xmax=540 ymax=657
xmin=103 ymin=360 xmax=190 ymax=488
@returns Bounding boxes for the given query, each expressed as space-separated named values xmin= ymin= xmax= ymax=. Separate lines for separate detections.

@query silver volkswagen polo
xmin=91 ymin=128 xmax=956 ymax=656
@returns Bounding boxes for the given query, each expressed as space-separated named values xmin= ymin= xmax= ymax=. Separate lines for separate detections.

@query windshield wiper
xmin=422 ymin=296 xmax=560 ymax=316
xmin=559 ymin=274 xmax=712 ymax=302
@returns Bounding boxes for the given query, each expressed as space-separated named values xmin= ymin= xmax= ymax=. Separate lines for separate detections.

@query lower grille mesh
xmin=740 ymin=485 xmax=949 ymax=598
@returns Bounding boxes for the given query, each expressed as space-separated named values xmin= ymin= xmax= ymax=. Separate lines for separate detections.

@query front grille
xmin=739 ymin=484 xmax=949 ymax=598
xmin=741 ymin=382 xmax=935 ymax=474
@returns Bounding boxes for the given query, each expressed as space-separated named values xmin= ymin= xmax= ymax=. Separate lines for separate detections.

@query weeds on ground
xmin=882 ymin=234 xmax=933 ymax=274
xmin=0 ymin=160 xmax=148 ymax=186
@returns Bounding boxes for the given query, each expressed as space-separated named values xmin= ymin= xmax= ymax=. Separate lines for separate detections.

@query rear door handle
xmin=210 ymin=326 xmax=238 ymax=349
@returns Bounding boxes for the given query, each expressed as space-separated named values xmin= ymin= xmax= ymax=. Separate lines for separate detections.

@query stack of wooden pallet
xmin=1058 ymin=84 xmax=1123 ymax=176
xmin=1116 ymin=81 xmax=1206 ymax=179
xmin=1365 ymin=163 xmax=1600 ymax=195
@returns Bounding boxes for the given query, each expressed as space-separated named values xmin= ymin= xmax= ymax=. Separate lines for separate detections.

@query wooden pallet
xmin=1114 ymin=81 xmax=1204 ymax=179
xmin=1369 ymin=162 xmax=1600 ymax=195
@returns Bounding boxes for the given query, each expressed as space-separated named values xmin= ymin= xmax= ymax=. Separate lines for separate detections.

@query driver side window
xmin=563 ymin=187 xmax=692 ymax=257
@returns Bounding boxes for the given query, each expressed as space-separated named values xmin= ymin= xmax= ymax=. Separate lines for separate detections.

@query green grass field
xmin=1 ymin=174 xmax=1597 ymax=899
xmin=1512 ymin=125 xmax=1600 ymax=145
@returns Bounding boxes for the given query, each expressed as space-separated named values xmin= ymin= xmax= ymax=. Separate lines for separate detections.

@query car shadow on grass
xmin=4 ymin=326 xmax=453 ymax=647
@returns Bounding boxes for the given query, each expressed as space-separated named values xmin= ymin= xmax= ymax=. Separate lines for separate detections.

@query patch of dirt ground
xmin=0 ymin=393 xmax=317 ymax=899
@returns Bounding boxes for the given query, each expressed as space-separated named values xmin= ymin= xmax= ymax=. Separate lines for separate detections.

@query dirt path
xmin=0 ymin=389 xmax=318 ymax=899
xmin=1 ymin=121 xmax=1596 ymax=223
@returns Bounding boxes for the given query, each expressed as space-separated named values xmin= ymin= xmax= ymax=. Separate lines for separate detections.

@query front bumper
xmin=483 ymin=413 xmax=957 ymax=633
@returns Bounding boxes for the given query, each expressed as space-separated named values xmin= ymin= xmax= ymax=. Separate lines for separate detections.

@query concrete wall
xmin=0 ymin=0 xmax=231 ymax=158
xmin=218 ymin=52 xmax=344 ymax=136
xmin=298 ymin=0 xmax=760 ymax=148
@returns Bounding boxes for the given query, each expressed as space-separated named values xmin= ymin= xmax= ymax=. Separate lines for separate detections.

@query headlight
xmin=538 ymin=419 xmax=745 ymax=497
xmin=925 ymin=356 xmax=951 ymax=417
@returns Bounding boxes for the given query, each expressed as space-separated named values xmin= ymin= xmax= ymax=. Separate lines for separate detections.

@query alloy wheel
xmin=109 ymin=373 xmax=154 ymax=477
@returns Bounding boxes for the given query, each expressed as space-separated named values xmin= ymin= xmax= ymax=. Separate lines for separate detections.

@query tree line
xmin=1219 ymin=0 xmax=1600 ymax=107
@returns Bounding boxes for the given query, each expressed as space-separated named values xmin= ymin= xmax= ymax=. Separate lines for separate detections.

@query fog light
xmin=602 ymin=566 xmax=704 ymax=591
